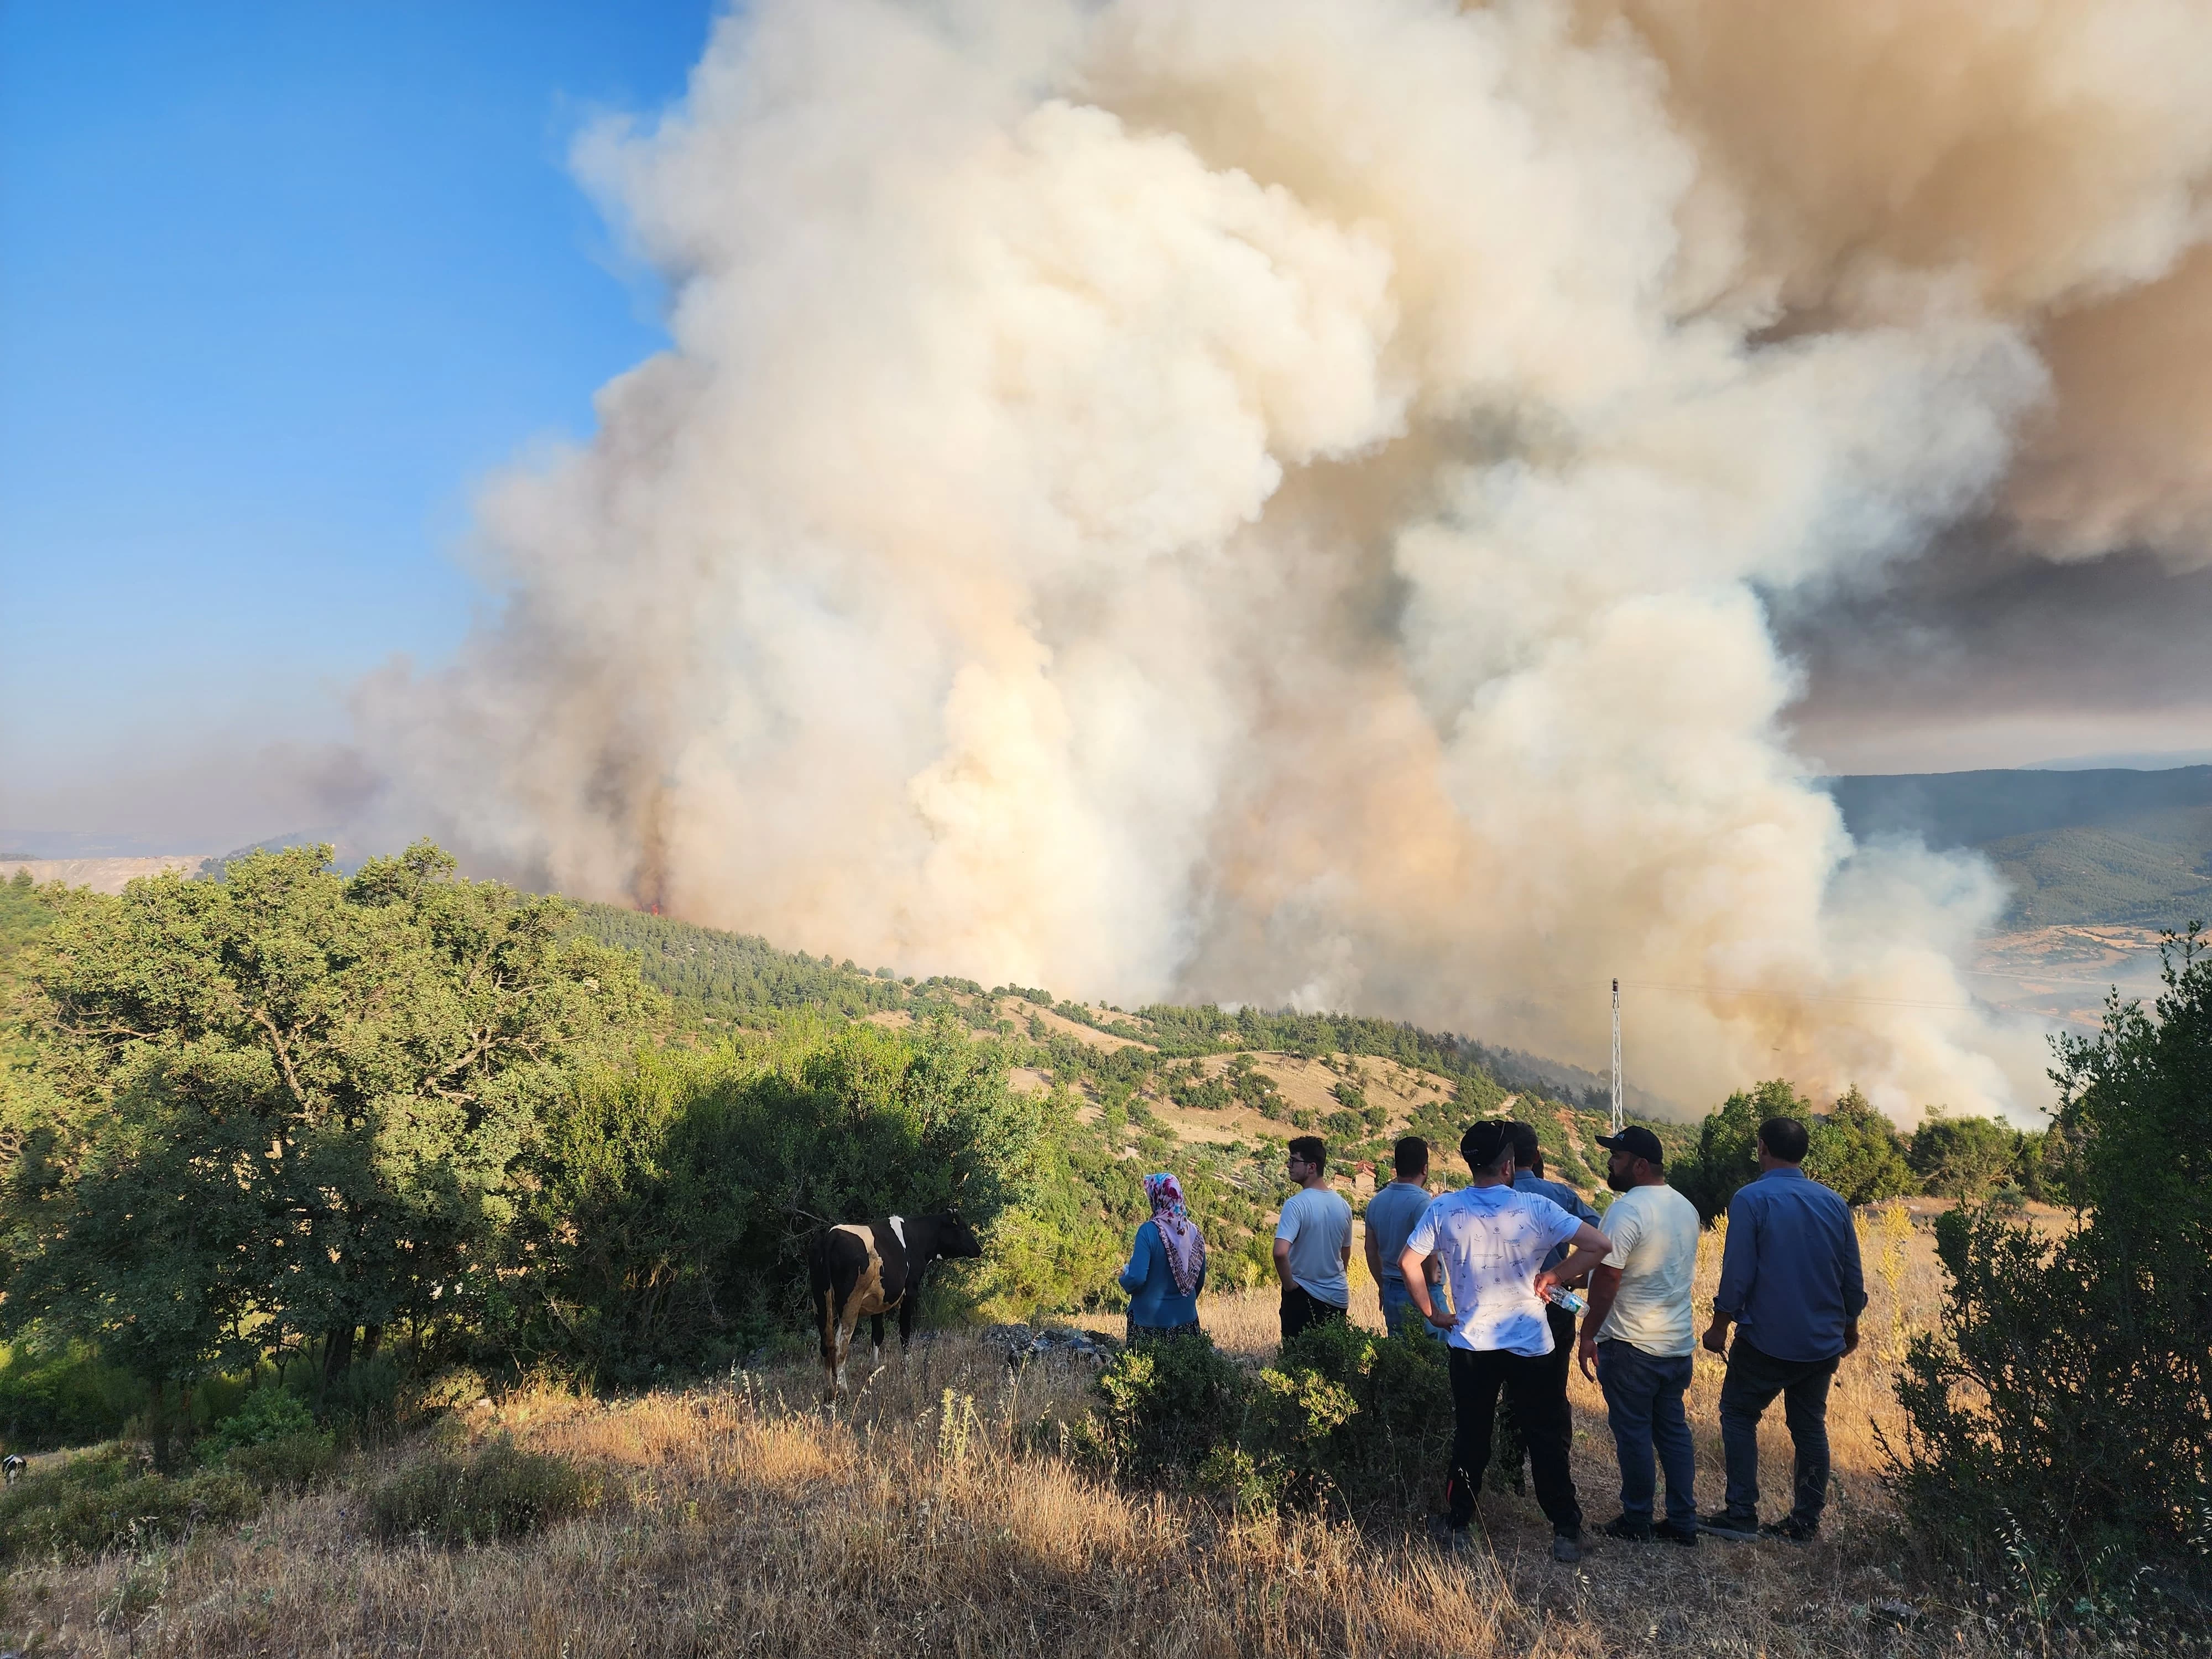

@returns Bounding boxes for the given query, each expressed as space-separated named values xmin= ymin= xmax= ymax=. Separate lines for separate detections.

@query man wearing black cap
xmin=1400 ymin=1118 xmax=1613 ymax=1562
xmin=1577 ymin=1124 xmax=1702 ymax=1546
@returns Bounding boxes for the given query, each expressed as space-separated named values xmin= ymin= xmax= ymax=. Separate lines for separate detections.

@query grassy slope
xmin=0 ymin=1214 xmax=2034 ymax=1659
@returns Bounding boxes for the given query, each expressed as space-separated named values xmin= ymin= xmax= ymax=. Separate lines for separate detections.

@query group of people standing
xmin=1117 ymin=1114 xmax=1867 ymax=1562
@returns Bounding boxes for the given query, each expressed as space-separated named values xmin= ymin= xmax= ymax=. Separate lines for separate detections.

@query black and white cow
xmin=808 ymin=1212 xmax=983 ymax=1396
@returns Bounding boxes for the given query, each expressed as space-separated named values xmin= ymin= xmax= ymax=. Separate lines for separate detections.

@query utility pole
xmin=1610 ymin=978 xmax=1624 ymax=1133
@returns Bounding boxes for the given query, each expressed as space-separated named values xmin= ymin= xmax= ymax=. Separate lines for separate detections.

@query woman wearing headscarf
xmin=1121 ymin=1172 xmax=1208 ymax=1342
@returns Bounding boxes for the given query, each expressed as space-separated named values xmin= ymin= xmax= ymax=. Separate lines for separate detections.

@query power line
xmin=1615 ymin=978 xmax=1979 ymax=1013
xmin=1954 ymin=966 xmax=2156 ymax=990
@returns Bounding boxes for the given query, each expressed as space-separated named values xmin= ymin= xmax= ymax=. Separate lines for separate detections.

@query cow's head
xmin=928 ymin=1212 xmax=984 ymax=1261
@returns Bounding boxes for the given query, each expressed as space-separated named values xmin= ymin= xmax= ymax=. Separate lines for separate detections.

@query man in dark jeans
xmin=1577 ymin=1125 xmax=1702 ymax=1546
xmin=1401 ymin=1120 xmax=1612 ymax=1562
xmin=1701 ymin=1116 xmax=1867 ymax=1543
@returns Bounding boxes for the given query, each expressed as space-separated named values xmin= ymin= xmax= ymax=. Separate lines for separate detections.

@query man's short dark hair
xmin=1393 ymin=1136 xmax=1430 ymax=1177
xmin=1759 ymin=1117 xmax=1810 ymax=1163
xmin=1460 ymin=1119 xmax=1514 ymax=1173
xmin=1507 ymin=1120 xmax=1543 ymax=1171
xmin=1288 ymin=1135 xmax=1327 ymax=1173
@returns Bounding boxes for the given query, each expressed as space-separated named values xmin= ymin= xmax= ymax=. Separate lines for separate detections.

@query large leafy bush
xmin=1078 ymin=1333 xmax=1248 ymax=1486
xmin=1670 ymin=1079 xmax=1806 ymax=1223
xmin=1078 ymin=1321 xmax=1452 ymax=1518
xmin=1891 ymin=927 xmax=2212 ymax=1606
xmin=1907 ymin=1109 xmax=2022 ymax=1199
xmin=0 ymin=1343 xmax=140 ymax=1450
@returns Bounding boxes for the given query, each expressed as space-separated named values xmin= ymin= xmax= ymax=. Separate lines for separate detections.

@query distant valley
xmin=1829 ymin=765 xmax=2212 ymax=1026
xmin=1828 ymin=765 xmax=2212 ymax=931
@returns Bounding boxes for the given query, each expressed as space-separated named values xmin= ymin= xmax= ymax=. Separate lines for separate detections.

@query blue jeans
xmin=1718 ymin=1336 xmax=1838 ymax=1527
xmin=1596 ymin=1339 xmax=1697 ymax=1528
xmin=1378 ymin=1276 xmax=1449 ymax=1340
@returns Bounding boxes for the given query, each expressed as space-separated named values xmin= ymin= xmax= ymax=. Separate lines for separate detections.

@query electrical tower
xmin=1610 ymin=978 xmax=1624 ymax=1133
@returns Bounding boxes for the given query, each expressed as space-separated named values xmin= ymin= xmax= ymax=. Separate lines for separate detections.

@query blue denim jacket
xmin=1714 ymin=1167 xmax=1868 ymax=1362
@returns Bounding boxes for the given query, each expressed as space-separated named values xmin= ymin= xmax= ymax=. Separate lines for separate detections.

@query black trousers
xmin=1280 ymin=1284 xmax=1347 ymax=1344
xmin=1492 ymin=1303 xmax=1575 ymax=1493
xmin=1446 ymin=1343 xmax=1583 ymax=1536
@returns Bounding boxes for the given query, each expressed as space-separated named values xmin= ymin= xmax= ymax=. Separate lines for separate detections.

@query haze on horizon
xmin=7 ymin=1 xmax=2212 ymax=1125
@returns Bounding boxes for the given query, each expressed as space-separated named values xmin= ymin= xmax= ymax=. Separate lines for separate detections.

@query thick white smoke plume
xmin=360 ymin=0 xmax=2212 ymax=1121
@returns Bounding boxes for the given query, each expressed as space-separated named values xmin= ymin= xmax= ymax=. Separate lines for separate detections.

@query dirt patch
xmin=1138 ymin=1052 xmax=1458 ymax=1146
xmin=2 ymin=855 xmax=210 ymax=893
xmin=1011 ymin=1001 xmax=1152 ymax=1052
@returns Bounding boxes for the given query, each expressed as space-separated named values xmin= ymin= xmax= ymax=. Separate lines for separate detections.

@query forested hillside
xmin=562 ymin=899 xmax=1679 ymax=1310
xmin=1975 ymin=808 xmax=2212 ymax=927
xmin=1832 ymin=766 xmax=2212 ymax=928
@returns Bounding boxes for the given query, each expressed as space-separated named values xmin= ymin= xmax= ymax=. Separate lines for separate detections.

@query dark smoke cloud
xmin=1782 ymin=539 xmax=2212 ymax=772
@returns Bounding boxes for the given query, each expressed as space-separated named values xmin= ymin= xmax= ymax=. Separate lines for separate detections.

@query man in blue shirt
xmin=1701 ymin=1115 xmax=1867 ymax=1543
xmin=1363 ymin=1137 xmax=1447 ymax=1339
xmin=1510 ymin=1121 xmax=1602 ymax=1358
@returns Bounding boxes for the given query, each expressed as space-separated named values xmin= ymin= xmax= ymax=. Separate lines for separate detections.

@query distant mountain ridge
xmin=1828 ymin=766 xmax=2212 ymax=848
xmin=1829 ymin=766 xmax=2212 ymax=930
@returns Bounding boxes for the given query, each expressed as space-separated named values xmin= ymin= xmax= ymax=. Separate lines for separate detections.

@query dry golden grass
xmin=0 ymin=1209 xmax=2060 ymax=1657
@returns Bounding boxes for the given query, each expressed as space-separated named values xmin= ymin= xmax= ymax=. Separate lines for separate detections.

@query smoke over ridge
xmin=359 ymin=0 xmax=2212 ymax=1121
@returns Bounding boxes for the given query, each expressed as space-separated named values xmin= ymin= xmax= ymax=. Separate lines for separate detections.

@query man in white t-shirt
xmin=1401 ymin=1119 xmax=1611 ymax=1562
xmin=1274 ymin=1135 xmax=1352 ymax=1344
xmin=1576 ymin=1125 xmax=1702 ymax=1547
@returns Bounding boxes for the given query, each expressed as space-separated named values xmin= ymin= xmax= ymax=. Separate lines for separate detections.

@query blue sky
xmin=0 ymin=2 xmax=717 ymax=841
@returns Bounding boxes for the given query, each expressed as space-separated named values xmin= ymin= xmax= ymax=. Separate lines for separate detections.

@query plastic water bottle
xmin=1544 ymin=1285 xmax=1588 ymax=1316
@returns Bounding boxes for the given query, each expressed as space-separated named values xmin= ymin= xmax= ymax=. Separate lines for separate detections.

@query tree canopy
xmin=0 ymin=843 xmax=654 ymax=1387
xmin=1670 ymin=1078 xmax=1806 ymax=1223
xmin=1806 ymin=1085 xmax=1916 ymax=1205
xmin=1907 ymin=1108 xmax=2020 ymax=1199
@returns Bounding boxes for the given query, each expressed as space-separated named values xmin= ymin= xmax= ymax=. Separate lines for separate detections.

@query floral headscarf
xmin=1144 ymin=1172 xmax=1206 ymax=1297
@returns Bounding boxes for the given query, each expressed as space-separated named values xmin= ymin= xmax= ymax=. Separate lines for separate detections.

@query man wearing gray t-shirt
xmin=1274 ymin=1135 xmax=1352 ymax=1343
xmin=1364 ymin=1136 xmax=1448 ymax=1339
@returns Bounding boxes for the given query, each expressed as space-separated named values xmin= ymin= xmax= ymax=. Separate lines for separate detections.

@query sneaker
xmin=1760 ymin=1516 xmax=1818 ymax=1545
xmin=1652 ymin=1520 xmax=1700 ymax=1548
xmin=1595 ymin=1514 xmax=1653 ymax=1542
xmin=1551 ymin=1531 xmax=1583 ymax=1563
xmin=1698 ymin=1509 xmax=1760 ymax=1541
xmin=1426 ymin=1515 xmax=1474 ymax=1556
